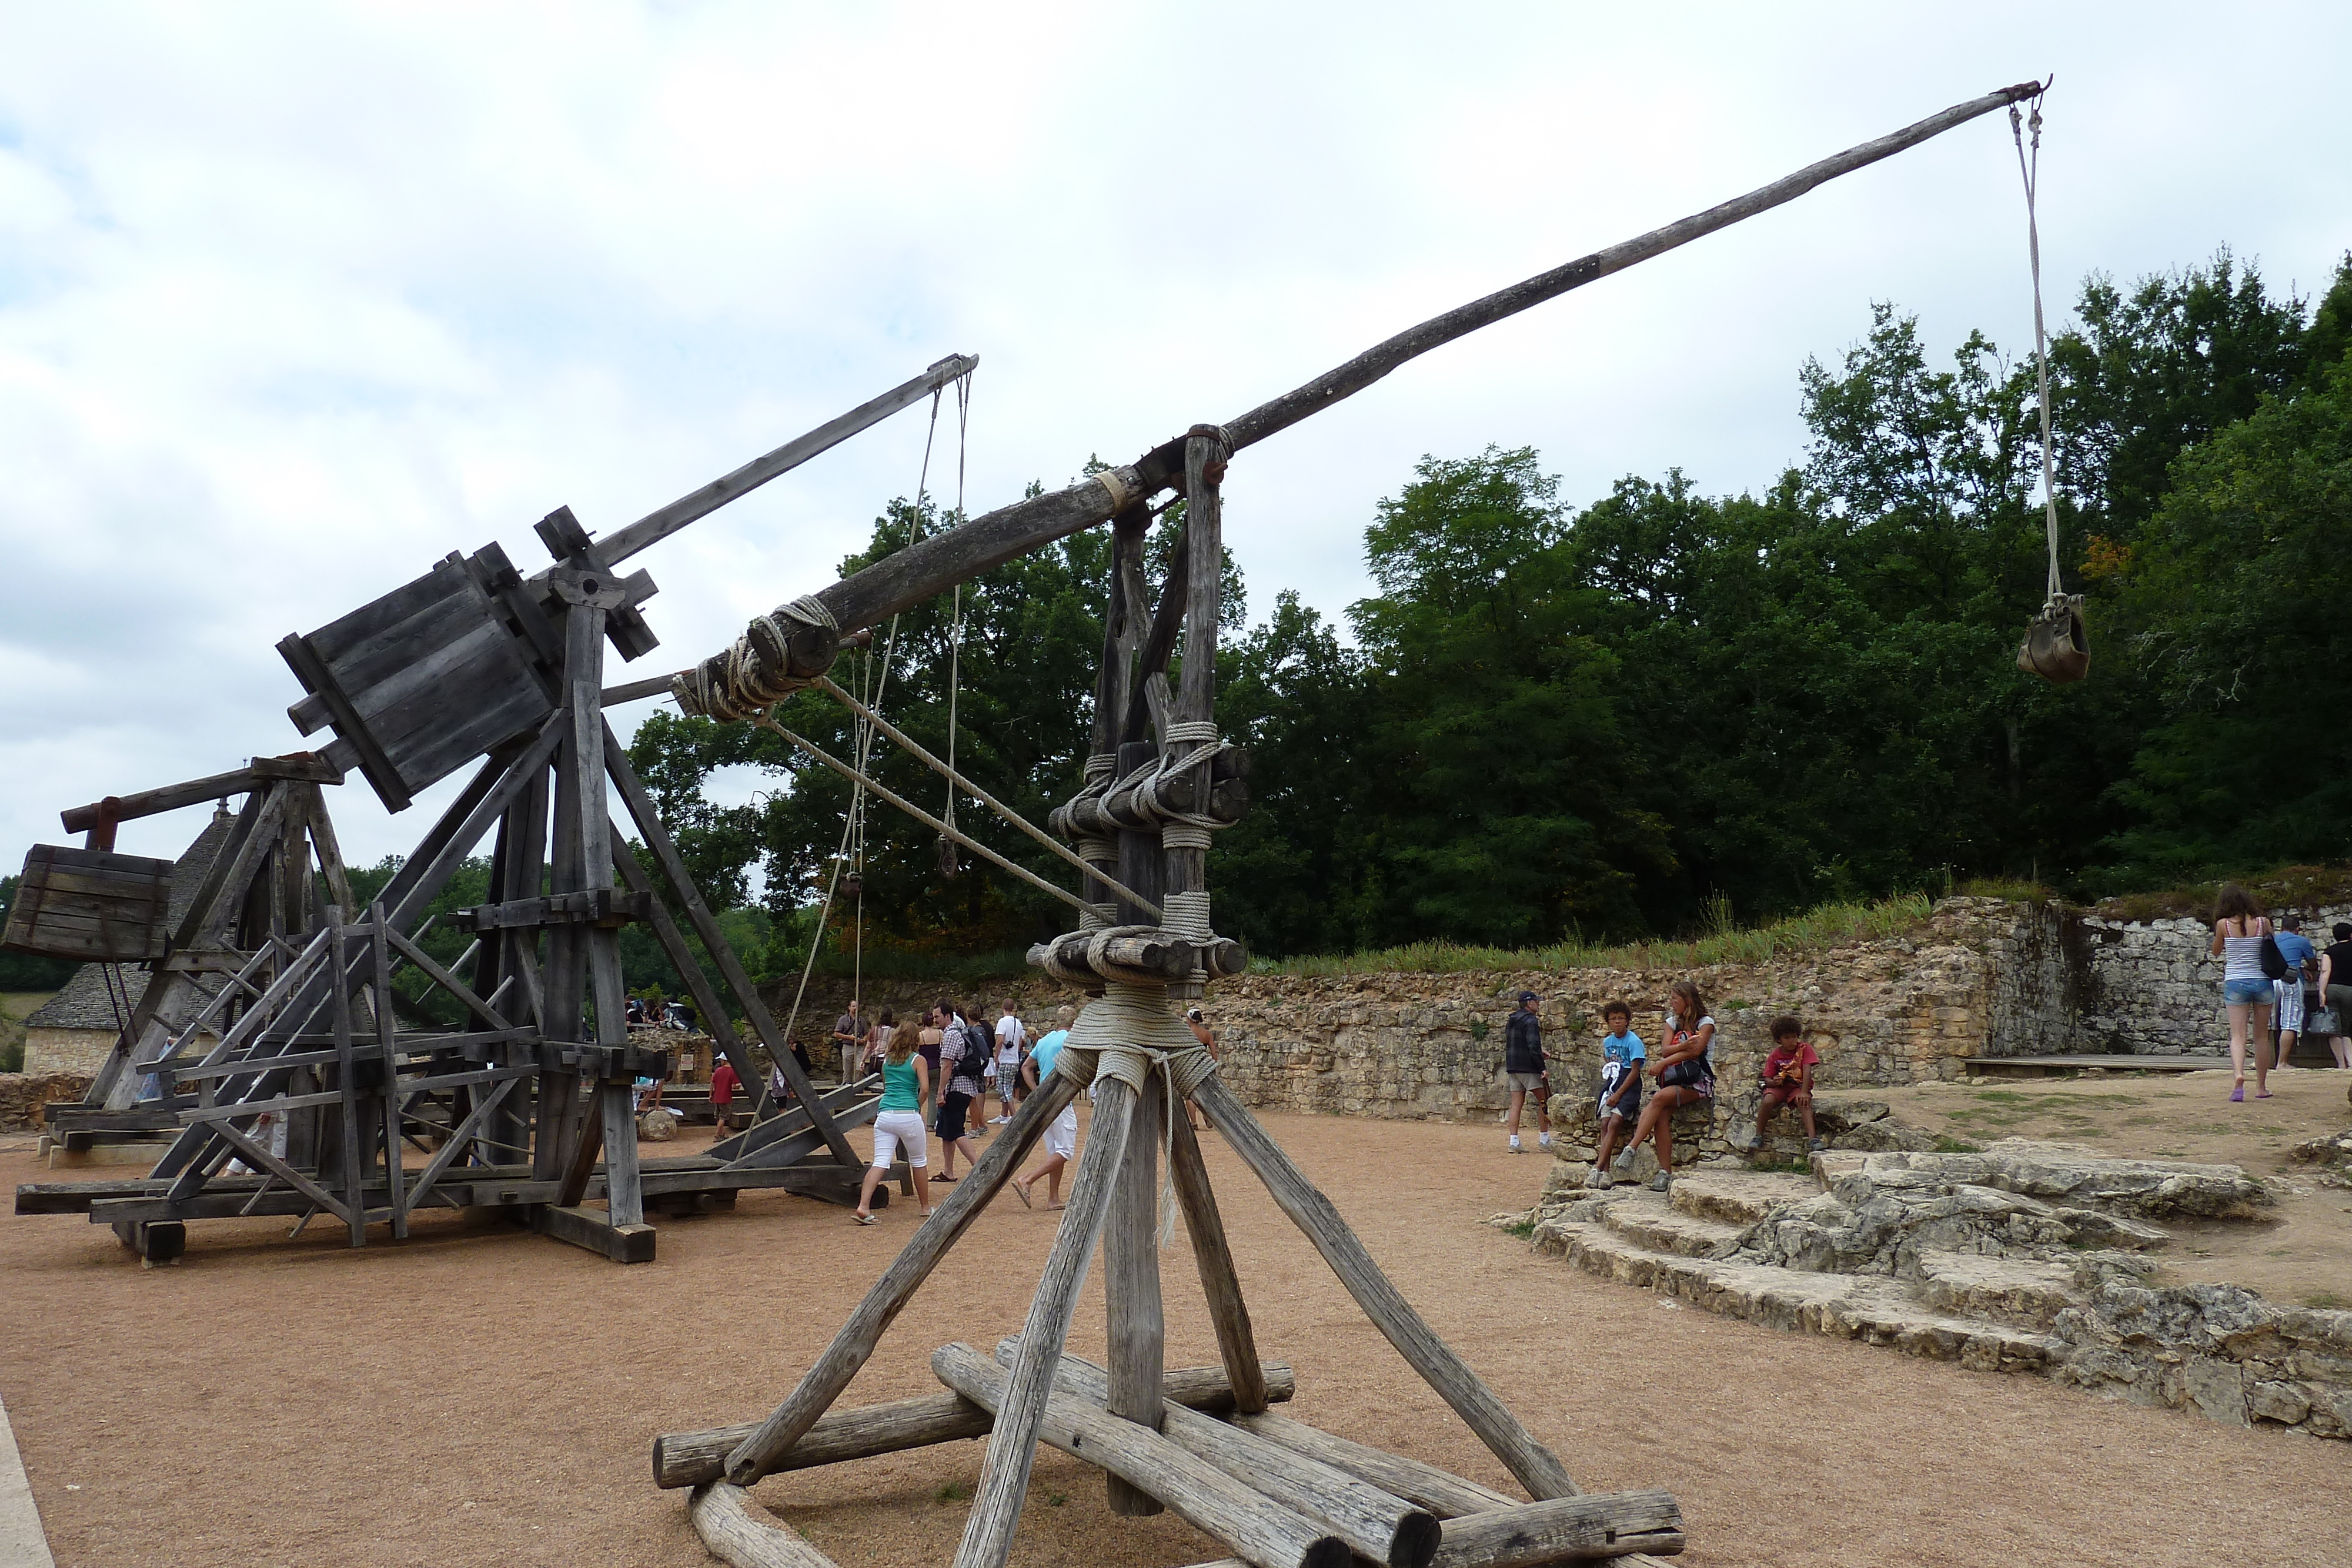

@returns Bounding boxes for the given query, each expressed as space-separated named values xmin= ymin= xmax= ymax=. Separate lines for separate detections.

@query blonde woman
xmin=854 ymin=1028 xmax=931 ymax=1224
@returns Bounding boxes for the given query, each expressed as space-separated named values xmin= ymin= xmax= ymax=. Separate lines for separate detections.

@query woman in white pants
xmin=856 ymin=1031 xmax=932 ymax=1223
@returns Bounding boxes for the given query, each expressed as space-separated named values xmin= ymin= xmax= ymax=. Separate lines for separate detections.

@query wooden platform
xmin=1965 ymin=1054 xmax=2219 ymax=1078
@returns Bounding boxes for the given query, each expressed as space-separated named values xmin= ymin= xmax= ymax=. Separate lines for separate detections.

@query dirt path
xmin=2 ymin=1104 xmax=2344 ymax=1568
xmin=1876 ymin=1065 xmax=2352 ymax=1306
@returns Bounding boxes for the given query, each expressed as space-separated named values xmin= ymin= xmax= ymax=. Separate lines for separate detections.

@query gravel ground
xmin=3 ymin=1103 xmax=2345 ymax=1568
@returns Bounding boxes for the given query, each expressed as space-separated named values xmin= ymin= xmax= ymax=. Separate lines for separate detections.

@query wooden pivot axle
xmin=652 ymin=1359 xmax=1298 ymax=1489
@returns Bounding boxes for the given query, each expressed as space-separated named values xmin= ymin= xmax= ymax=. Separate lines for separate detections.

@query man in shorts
xmin=2274 ymin=915 xmax=2316 ymax=1070
xmin=1014 ymin=1006 xmax=1079 ymax=1209
xmin=1586 ymin=1000 xmax=1644 ymax=1188
xmin=1501 ymin=991 xmax=1552 ymax=1152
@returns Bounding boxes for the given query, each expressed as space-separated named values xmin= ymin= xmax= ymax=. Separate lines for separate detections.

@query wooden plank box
xmin=2 ymin=845 xmax=173 ymax=962
xmin=279 ymin=553 xmax=553 ymax=813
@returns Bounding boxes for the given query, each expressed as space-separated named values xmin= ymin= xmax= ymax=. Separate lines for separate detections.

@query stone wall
xmin=23 ymin=1025 xmax=115 ymax=1077
xmin=2067 ymin=904 xmax=2352 ymax=1057
xmin=0 ymin=1072 xmax=95 ymax=1132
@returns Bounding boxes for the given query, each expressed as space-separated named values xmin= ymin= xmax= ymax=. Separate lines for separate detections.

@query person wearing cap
xmin=1501 ymin=991 xmax=1552 ymax=1153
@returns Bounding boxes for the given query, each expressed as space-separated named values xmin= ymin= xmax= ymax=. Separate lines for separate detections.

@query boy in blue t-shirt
xmin=1586 ymin=999 xmax=1645 ymax=1189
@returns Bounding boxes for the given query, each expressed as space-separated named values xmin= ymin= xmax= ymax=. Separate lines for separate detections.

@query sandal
xmin=854 ymin=1212 xmax=877 ymax=1225
xmin=2229 ymin=1084 xmax=2245 ymax=1102
xmin=1011 ymin=1182 xmax=1033 ymax=1209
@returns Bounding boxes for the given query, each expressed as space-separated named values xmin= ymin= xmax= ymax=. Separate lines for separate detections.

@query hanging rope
xmin=2012 ymin=85 xmax=2060 ymax=603
xmin=2009 ymin=81 xmax=2088 ymax=685
xmin=938 ymin=376 xmax=972 ymax=877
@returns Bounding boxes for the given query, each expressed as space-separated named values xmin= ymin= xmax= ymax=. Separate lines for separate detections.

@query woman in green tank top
xmin=856 ymin=1029 xmax=931 ymax=1223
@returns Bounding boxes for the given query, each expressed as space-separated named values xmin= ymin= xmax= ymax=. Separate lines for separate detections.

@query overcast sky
xmin=4 ymin=2 xmax=2347 ymax=882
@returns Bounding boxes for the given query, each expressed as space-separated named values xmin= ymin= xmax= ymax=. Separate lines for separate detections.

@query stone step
xmin=1599 ymin=1193 xmax=1746 ymax=1258
xmin=1913 ymin=1248 xmax=2084 ymax=1331
xmin=1532 ymin=1217 xmax=2070 ymax=1375
xmin=1667 ymin=1169 xmax=1819 ymax=1226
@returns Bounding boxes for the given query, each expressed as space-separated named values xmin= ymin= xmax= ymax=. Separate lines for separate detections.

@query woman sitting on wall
xmin=1619 ymin=980 xmax=1715 ymax=1193
xmin=2207 ymin=882 xmax=2277 ymax=1102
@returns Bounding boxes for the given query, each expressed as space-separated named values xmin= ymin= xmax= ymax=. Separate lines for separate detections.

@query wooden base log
xmin=1228 ymin=1412 xmax=1516 ymax=1518
xmin=933 ymin=1342 xmax=1352 ymax=1568
xmin=1191 ymin=1076 xmax=1578 ymax=1502
xmin=720 ymin=1073 xmax=1080 ymax=1486
xmin=654 ymin=1361 xmax=1301 ymax=1489
xmin=1431 ymin=1493 xmax=1685 ymax=1566
xmin=995 ymin=1342 xmax=1438 ymax=1568
xmin=688 ymin=1482 xmax=843 ymax=1568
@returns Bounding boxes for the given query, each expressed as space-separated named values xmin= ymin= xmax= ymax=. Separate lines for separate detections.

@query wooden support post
xmin=954 ymin=1077 xmax=1138 ymax=1568
xmin=1104 ymin=1069 xmax=1165 ymax=1516
xmin=1162 ymin=426 xmax=1226 ymax=997
xmin=720 ymin=1074 xmax=1080 ymax=1486
xmin=1011 ymin=1345 xmax=1439 ymax=1568
xmin=1113 ymin=740 xmax=1163 ymax=928
xmin=330 ymin=915 xmax=365 ymax=1248
xmin=1168 ymin=1110 xmax=1268 ymax=1412
xmin=1190 ymin=1075 xmax=1578 ymax=1503
xmin=369 ymin=904 xmax=407 ymax=1240
xmin=654 ymin=1360 xmax=1298 ymax=1489
xmin=933 ymin=1342 xmax=1351 ymax=1568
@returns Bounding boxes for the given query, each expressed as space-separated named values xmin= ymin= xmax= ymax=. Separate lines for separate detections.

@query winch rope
xmin=769 ymin=378 xmax=957 ymax=1079
xmin=2012 ymin=85 xmax=2063 ymax=603
xmin=815 ymin=675 xmax=1162 ymax=920
xmin=940 ymin=375 xmax=971 ymax=875
xmin=751 ymin=711 xmax=1101 ymax=918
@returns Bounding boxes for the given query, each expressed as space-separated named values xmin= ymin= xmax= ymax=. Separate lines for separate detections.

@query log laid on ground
xmin=1191 ymin=1075 xmax=1579 ymax=1503
xmin=933 ymin=1342 xmax=1352 ymax=1568
xmin=654 ymin=1360 xmax=1299 ymax=1489
xmin=997 ymin=1342 xmax=1437 ymax=1568
xmin=1227 ymin=1412 xmax=1515 ymax=1519
xmin=1431 ymin=1492 xmax=1685 ymax=1566
xmin=687 ymin=1483 xmax=843 ymax=1568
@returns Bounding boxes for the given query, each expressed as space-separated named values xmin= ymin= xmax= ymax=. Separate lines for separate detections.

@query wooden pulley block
xmin=2016 ymin=594 xmax=2089 ymax=684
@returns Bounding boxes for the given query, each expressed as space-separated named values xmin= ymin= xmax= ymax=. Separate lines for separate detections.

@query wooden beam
xmin=800 ymin=83 xmax=2043 ymax=638
xmin=1011 ymin=1345 xmax=1437 ymax=1568
xmin=599 ymin=353 xmax=977 ymax=565
xmin=524 ymin=1202 xmax=656 ymax=1263
xmin=654 ymin=1360 xmax=1298 ymax=1490
xmin=1104 ymin=1071 xmax=1165 ymax=1517
xmin=58 ymin=754 xmax=343 ymax=834
xmin=1192 ymin=1076 xmax=1578 ymax=1502
xmin=1227 ymin=1412 xmax=1516 ymax=1519
xmin=933 ymin=1342 xmax=1351 ymax=1568
xmin=1431 ymin=1493 xmax=1685 ymax=1566
xmin=1168 ymin=1111 xmax=1268 ymax=1412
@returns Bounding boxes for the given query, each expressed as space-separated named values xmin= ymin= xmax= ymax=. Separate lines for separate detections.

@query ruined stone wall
xmin=0 ymin=1072 xmax=95 ymax=1131
xmin=2069 ymin=904 xmax=2352 ymax=1057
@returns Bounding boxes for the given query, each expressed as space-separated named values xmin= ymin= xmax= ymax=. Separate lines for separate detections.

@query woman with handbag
xmin=2317 ymin=923 xmax=2352 ymax=1070
xmin=2206 ymin=883 xmax=2277 ymax=1101
xmin=1620 ymin=981 xmax=1715 ymax=1192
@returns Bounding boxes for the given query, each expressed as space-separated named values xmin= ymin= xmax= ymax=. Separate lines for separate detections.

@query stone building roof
xmin=22 ymin=805 xmax=240 ymax=1032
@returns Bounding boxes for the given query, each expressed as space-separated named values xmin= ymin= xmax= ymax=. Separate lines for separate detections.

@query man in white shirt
xmin=990 ymin=1001 xmax=1027 ymax=1123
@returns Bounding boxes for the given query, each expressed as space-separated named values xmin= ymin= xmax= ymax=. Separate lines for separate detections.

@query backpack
xmin=2259 ymin=934 xmax=2290 ymax=981
xmin=954 ymin=1024 xmax=991 ymax=1085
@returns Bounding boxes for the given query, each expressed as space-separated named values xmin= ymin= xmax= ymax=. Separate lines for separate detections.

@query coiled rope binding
xmin=672 ymin=594 xmax=841 ymax=718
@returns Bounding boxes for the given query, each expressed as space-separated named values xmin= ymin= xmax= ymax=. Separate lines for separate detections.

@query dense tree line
xmin=631 ymin=249 xmax=2352 ymax=962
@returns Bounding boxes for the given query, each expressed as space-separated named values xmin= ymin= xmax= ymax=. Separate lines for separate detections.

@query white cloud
xmin=2 ymin=1 xmax=2346 ymax=873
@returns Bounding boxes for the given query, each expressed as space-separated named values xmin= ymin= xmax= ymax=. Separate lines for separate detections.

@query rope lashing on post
xmin=1054 ymin=753 xmax=1122 ymax=931
xmin=750 ymin=711 xmax=1128 ymax=922
xmin=1051 ymin=982 xmax=1218 ymax=1248
xmin=814 ymin=677 xmax=1162 ymax=920
xmin=2008 ymin=80 xmax=2089 ymax=686
xmin=672 ymin=594 xmax=841 ymax=720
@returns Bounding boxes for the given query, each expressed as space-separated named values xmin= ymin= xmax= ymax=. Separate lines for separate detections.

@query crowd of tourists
xmin=2206 ymin=883 xmax=2352 ymax=1101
